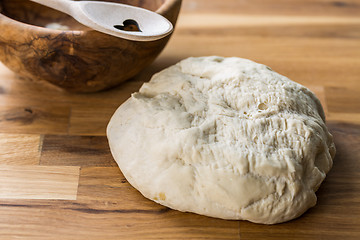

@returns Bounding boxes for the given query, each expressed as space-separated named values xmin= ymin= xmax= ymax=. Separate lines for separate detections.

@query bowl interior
xmin=0 ymin=0 xmax=166 ymax=31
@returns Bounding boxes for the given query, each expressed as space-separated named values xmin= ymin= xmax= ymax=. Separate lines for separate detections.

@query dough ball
xmin=107 ymin=56 xmax=335 ymax=224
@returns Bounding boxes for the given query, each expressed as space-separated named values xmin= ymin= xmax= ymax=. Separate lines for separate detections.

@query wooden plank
xmin=176 ymin=24 xmax=360 ymax=40
xmin=0 ymin=96 xmax=70 ymax=135
xmin=182 ymin=0 xmax=360 ymax=16
xmin=0 ymin=199 xmax=240 ymax=240
xmin=0 ymin=133 xmax=41 ymax=165
xmin=77 ymin=167 xmax=134 ymax=201
xmin=177 ymin=14 xmax=360 ymax=29
xmin=0 ymin=165 xmax=80 ymax=200
xmin=40 ymin=135 xmax=116 ymax=167
xmin=68 ymin=104 xmax=118 ymax=136
xmin=327 ymin=122 xmax=360 ymax=171
xmin=327 ymin=113 xmax=360 ymax=124
xmin=166 ymin=35 xmax=360 ymax=61
xmin=325 ymin=86 xmax=360 ymax=113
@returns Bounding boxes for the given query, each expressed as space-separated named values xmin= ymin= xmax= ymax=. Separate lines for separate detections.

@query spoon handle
xmin=30 ymin=0 xmax=74 ymax=15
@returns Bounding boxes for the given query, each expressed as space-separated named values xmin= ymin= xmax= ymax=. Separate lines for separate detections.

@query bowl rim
xmin=0 ymin=0 xmax=181 ymax=36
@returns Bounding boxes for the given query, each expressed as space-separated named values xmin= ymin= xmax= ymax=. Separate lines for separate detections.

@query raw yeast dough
xmin=107 ymin=56 xmax=336 ymax=224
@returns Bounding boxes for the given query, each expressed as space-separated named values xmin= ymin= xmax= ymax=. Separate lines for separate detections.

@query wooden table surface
xmin=1 ymin=0 xmax=360 ymax=239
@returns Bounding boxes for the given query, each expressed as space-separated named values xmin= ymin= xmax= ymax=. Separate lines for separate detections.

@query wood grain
xmin=40 ymin=135 xmax=115 ymax=166
xmin=0 ymin=0 xmax=359 ymax=239
xmin=0 ymin=95 xmax=71 ymax=134
xmin=68 ymin=104 xmax=118 ymax=136
xmin=0 ymin=165 xmax=80 ymax=200
xmin=177 ymin=14 xmax=360 ymax=28
xmin=181 ymin=0 xmax=360 ymax=16
xmin=325 ymin=86 xmax=360 ymax=113
xmin=0 ymin=199 xmax=239 ymax=240
xmin=0 ymin=134 xmax=41 ymax=165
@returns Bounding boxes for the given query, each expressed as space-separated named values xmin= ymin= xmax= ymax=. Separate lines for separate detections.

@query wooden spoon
xmin=30 ymin=0 xmax=173 ymax=41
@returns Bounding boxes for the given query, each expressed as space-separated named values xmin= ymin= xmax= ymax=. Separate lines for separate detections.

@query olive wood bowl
xmin=0 ymin=0 xmax=181 ymax=92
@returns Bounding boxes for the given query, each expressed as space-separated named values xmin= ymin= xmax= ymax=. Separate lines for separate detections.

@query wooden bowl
xmin=0 ymin=0 xmax=181 ymax=92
